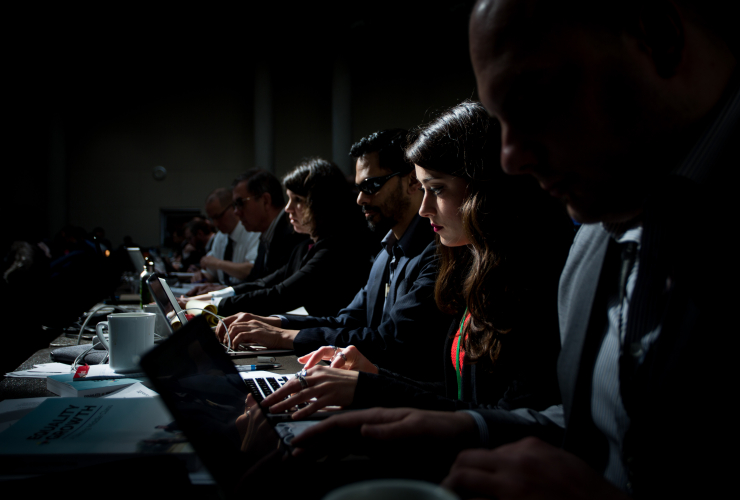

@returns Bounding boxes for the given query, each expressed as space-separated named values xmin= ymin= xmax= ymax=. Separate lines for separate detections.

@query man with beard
xmin=218 ymin=129 xmax=450 ymax=380
xmin=287 ymin=1 xmax=738 ymax=498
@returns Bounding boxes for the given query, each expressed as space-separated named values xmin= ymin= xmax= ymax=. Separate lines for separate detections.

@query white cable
xmin=76 ymin=304 xmax=117 ymax=345
xmin=71 ymin=344 xmax=96 ymax=371
xmin=182 ymin=307 xmax=233 ymax=351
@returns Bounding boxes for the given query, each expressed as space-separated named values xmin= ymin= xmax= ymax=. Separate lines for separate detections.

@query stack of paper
xmin=4 ymin=363 xmax=73 ymax=378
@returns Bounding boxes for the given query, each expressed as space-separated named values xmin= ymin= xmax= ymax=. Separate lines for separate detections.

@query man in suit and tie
xmin=188 ymin=169 xmax=309 ymax=297
xmin=218 ymin=129 xmax=451 ymax=380
xmin=231 ymin=169 xmax=310 ymax=282
xmin=192 ymin=188 xmax=260 ymax=287
xmin=287 ymin=1 xmax=738 ymax=497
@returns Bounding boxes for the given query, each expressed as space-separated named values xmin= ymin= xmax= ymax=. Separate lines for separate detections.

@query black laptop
xmin=140 ymin=316 xmax=321 ymax=496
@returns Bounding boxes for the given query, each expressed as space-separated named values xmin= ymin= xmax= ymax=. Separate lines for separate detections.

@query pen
xmin=236 ymin=364 xmax=281 ymax=371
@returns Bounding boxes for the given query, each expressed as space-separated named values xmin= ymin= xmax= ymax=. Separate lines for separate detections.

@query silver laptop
xmin=147 ymin=275 xmax=293 ymax=358
xmin=126 ymin=247 xmax=147 ymax=273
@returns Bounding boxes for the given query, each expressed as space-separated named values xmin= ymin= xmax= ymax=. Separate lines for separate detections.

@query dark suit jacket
xmin=475 ymin=112 xmax=738 ymax=497
xmin=282 ymin=215 xmax=452 ymax=381
xmin=216 ymin=234 xmax=372 ymax=318
xmin=246 ymin=211 xmax=308 ymax=282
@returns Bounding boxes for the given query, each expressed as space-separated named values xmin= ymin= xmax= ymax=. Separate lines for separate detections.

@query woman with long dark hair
xmin=189 ymin=157 xmax=373 ymax=319
xmin=260 ymin=101 xmax=574 ymax=417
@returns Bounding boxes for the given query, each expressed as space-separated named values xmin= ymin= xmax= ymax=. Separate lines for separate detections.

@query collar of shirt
xmin=381 ymin=214 xmax=425 ymax=258
xmin=260 ymin=208 xmax=284 ymax=245
xmin=381 ymin=231 xmax=398 ymax=257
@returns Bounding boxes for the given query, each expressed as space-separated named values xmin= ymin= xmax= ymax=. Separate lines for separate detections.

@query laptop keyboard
xmin=243 ymin=376 xmax=290 ymax=401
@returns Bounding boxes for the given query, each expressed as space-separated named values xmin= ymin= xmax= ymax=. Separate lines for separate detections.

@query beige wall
xmin=65 ymin=67 xmax=477 ymax=249
xmin=4 ymin=2 xmax=479 ymax=253
xmin=67 ymin=91 xmax=254 ymax=247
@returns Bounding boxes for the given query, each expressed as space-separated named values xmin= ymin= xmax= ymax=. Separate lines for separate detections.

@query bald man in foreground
xmin=288 ymin=1 xmax=738 ymax=498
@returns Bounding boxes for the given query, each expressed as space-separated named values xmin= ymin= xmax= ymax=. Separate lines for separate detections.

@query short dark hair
xmin=283 ymin=157 xmax=359 ymax=240
xmin=349 ymin=129 xmax=412 ymax=174
xmin=232 ymin=169 xmax=285 ymax=208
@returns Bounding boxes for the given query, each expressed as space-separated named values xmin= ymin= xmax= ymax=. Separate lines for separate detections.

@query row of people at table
xmin=173 ymin=0 xmax=735 ymax=496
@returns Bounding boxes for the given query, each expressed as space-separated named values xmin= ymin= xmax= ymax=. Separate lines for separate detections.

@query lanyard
xmin=456 ymin=307 xmax=468 ymax=400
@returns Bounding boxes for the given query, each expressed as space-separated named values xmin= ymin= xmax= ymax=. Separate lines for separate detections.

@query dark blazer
xmin=246 ymin=211 xmax=308 ymax=282
xmin=352 ymin=311 xmax=561 ymax=412
xmin=282 ymin=215 xmax=452 ymax=381
xmin=216 ymin=234 xmax=372 ymax=318
xmin=475 ymin=120 xmax=738 ymax=497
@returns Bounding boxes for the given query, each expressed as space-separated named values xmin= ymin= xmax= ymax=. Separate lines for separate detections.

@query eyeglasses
xmin=232 ymin=196 xmax=253 ymax=210
xmin=356 ymin=172 xmax=401 ymax=195
xmin=207 ymin=204 xmax=232 ymax=221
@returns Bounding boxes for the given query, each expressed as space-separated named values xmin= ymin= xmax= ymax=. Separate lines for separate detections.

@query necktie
xmin=223 ymin=237 xmax=234 ymax=263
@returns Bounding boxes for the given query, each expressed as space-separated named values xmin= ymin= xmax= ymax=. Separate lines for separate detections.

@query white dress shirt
xmin=206 ymin=221 xmax=260 ymax=285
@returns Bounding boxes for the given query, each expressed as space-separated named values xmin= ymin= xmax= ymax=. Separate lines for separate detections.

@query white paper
xmin=4 ymin=363 xmax=73 ymax=378
xmin=28 ymin=363 xmax=74 ymax=373
xmin=102 ymin=382 xmax=159 ymax=398
xmin=285 ymin=306 xmax=308 ymax=316
xmin=76 ymin=364 xmax=147 ymax=378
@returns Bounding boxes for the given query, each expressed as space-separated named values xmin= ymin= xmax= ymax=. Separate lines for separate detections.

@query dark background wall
xmin=3 ymin=1 xmax=478 ymax=251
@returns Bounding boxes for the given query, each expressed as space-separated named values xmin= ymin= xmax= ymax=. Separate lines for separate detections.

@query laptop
xmin=126 ymin=247 xmax=147 ymax=273
xmin=140 ymin=316 xmax=320 ymax=496
xmin=148 ymin=275 xmax=190 ymax=329
xmin=148 ymin=274 xmax=294 ymax=358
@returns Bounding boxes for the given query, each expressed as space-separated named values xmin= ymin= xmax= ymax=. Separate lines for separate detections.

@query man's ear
xmin=635 ymin=0 xmax=685 ymax=78
xmin=261 ymin=192 xmax=272 ymax=209
xmin=406 ymin=171 xmax=421 ymax=194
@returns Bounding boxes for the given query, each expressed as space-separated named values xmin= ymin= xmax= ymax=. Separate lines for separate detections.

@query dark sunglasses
xmin=356 ymin=171 xmax=401 ymax=195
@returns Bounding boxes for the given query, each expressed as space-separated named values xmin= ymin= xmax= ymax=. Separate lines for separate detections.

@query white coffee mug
xmin=323 ymin=479 xmax=459 ymax=500
xmin=95 ymin=312 xmax=155 ymax=373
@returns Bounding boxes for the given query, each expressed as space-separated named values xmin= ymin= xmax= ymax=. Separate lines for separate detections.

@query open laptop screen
xmin=126 ymin=247 xmax=147 ymax=273
xmin=140 ymin=316 xmax=288 ymax=495
xmin=148 ymin=275 xmax=189 ymax=327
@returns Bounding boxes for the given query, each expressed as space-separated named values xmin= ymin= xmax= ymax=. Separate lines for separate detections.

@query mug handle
xmin=95 ymin=321 xmax=111 ymax=352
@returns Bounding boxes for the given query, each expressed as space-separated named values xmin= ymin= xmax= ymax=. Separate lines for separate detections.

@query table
xmin=0 ymin=315 xmax=307 ymax=496
xmin=0 ymin=333 xmax=304 ymax=401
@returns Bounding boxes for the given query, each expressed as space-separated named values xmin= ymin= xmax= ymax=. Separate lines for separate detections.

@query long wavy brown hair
xmin=405 ymin=101 xmax=573 ymax=364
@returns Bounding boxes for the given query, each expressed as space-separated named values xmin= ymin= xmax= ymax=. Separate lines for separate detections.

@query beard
xmin=362 ymin=180 xmax=410 ymax=233
xmin=364 ymin=208 xmax=396 ymax=233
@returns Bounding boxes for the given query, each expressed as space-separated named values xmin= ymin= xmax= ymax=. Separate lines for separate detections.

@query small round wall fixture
xmin=153 ymin=165 xmax=167 ymax=181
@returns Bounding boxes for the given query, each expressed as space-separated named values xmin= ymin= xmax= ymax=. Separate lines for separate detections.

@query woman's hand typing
xmin=260 ymin=366 xmax=359 ymax=420
xmin=298 ymin=345 xmax=378 ymax=374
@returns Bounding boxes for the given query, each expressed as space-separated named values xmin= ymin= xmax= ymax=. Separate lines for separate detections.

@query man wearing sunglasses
xmin=191 ymin=187 xmax=261 ymax=289
xmin=219 ymin=129 xmax=450 ymax=381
